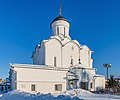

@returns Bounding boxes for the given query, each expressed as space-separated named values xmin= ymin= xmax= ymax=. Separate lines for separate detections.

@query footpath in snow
xmin=0 ymin=89 xmax=120 ymax=100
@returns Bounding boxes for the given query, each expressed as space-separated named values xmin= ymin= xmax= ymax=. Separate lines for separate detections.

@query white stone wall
xmin=33 ymin=42 xmax=45 ymax=65
xmin=62 ymin=41 xmax=80 ymax=68
xmin=11 ymin=65 xmax=68 ymax=93
xmin=45 ymin=39 xmax=62 ymax=67
xmin=80 ymin=45 xmax=93 ymax=68
xmin=32 ymin=16 xmax=93 ymax=69
xmin=51 ymin=20 xmax=70 ymax=37
xmin=94 ymin=76 xmax=105 ymax=91
xmin=74 ymin=67 xmax=96 ymax=90
xmin=32 ymin=37 xmax=93 ymax=69
xmin=10 ymin=69 xmax=17 ymax=90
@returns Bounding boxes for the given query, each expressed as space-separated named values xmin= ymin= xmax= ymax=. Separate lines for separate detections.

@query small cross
xmin=59 ymin=0 xmax=62 ymax=15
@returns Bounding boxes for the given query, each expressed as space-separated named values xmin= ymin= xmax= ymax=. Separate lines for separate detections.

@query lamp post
xmin=103 ymin=63 xmax=111 ymax=80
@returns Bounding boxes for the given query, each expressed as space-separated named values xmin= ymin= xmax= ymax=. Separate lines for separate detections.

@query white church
xmin=9 ymin=5 xmax=105 ymax=93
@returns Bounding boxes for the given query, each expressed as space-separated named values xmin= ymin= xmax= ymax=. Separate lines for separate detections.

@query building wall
xmin=62 ymin=41 xmax=80 ymax=68
xmin=33 ymin=42 xmax=45 ymax=65
xmin=17 ymin=82 xmax=66 ymax=93
xmin=67 ymin=67 xmax=105 ymax=91
xmin=51 ymin=20 xmax=70 ymax=37
xmin=94 ymin=76 xmax=105 ymax=91
xmin=12 ymin=65 xmax=68 ymax=93
xmin=32 ymin=37 xmax=93 ymax=69
xmin=80 ymin=45 xmax=93 ymax=68
xmin=45 ymin=39 xmax=62 ymax=67
xmin=68 ymin=67 xmax=96 ymax=91
xmin=10 ymin=69 xmax=17 ymax=90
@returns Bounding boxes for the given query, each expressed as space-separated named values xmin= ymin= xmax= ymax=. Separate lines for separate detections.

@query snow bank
xmin=0 ymin=89 xmax=120 ymax=100
xmin=0 ymin=90 xmax=80 ymax=100
xmin=0 ymin=95 xmax=2 ymax=98
xmin=65 ymin=89 xmax=94 ymax=96
xmin=55 ymin=89 xmax=120 ymax=100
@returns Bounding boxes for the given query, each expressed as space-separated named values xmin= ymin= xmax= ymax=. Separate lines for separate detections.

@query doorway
xmin=81 ymin=82 xmax=88 ymax=90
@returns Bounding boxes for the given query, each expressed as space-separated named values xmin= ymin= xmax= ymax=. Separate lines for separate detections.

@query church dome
xmin=50 ymin=15 xmax=69 ymax=27
xmin=52 ymin=15 xmax=68 ymax=22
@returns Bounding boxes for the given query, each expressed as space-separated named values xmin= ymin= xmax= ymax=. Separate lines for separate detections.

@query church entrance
xmin=81 ymin=82 xmax=88 ymax=90
xmin=68 ymin=79 xmax=78 ymax=89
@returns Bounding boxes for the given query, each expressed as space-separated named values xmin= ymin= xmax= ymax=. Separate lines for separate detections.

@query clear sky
xmin=0 ymin=0 xmax=120 ymax=79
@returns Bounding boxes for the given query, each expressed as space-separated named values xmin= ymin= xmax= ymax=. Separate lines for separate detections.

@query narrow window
xmin=71 ymin=46 xmax=74 ymax=51
xmin=54 ymin=57 xmax=57 ymax=67
xmin=71 ymin=59 xmax=73 ymax=66
xmin=31 ymin=84 xmax=36 ymax=91
xmin=64 ymin=27 xmax=65 ymax=36
xmin=57 ymin=27 xmax=59 ymax=35
xmin=55 ymin=84 xmax=62 ymax=91
xmin=90 ymin=83 xmax=92 ymax=88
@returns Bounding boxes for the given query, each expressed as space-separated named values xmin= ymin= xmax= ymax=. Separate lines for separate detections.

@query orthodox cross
xmin=59 ymin=0 xmax=62 ymax=15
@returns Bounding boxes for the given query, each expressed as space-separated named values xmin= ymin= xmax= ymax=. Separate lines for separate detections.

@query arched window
xmin=57 ymin=27 xmax=59 ymax=35
xmin=64 ymin=27 xmax=65 ymax=36
xmin=70 ymin=58 xmax=73 ymax=66
xmin=54 ymin=57 xmax=57 ymax=67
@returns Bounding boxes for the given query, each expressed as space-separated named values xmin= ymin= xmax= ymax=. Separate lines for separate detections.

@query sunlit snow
xmin=0 ymin=89 xmax=120 ymax=100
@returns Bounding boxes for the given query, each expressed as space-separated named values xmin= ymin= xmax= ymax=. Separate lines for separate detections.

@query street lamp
xmin=103 ymin=63 xmax=112 ymax=80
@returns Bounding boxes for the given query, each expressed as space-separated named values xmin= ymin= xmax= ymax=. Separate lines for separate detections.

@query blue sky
xmin=0 ymin=0 xmax=120 ymax=79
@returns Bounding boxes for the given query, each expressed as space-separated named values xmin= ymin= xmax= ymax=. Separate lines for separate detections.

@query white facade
xmin=51 ymin=19 xmax=70 ymax=37
xmin=66 ymin=64 xmax=105 ymax=91
xmin=10 ymin=64 xmax=68 ymax=93
xmin=32 ymin=17 xmax=93 ymax=69
xmin=94 ymin=75 xmax=105 ymax=91
xmin=9 ymin=15 xmax=105 ymax=93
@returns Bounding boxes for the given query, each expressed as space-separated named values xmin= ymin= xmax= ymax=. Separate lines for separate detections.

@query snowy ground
xmin=0 ymin=89 xmax=120 ymax=100
xmin=61 ymin=89 xmax=120 ymax=100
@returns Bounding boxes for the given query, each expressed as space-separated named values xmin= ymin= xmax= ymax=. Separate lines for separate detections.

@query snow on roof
xmin=10 ymin=63 xmax=69 ymax=71
xmin=72 ymin=64 xmax=96 ymax=70
xmin=94 ymin=74 xmax=105 ymax=77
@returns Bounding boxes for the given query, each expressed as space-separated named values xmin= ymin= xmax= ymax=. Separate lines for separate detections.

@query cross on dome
xmin=59 ymin=0 xmax=62 ymax=15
